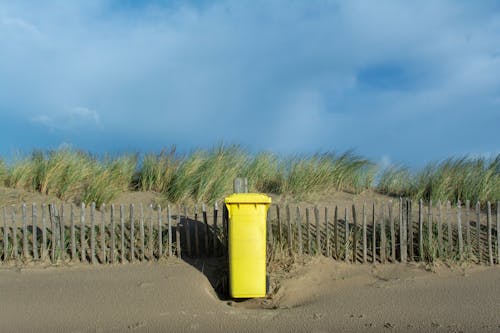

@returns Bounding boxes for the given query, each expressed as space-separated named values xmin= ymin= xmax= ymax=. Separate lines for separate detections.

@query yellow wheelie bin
xmin=224 ymin=193 xmax=272 ymax=298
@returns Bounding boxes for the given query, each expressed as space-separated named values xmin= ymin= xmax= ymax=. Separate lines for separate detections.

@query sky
xmin=0 ymin=1 xmax=499 ymax=167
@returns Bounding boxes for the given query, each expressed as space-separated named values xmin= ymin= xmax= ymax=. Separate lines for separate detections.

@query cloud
xmin=0 ymin=1 xmax=499 ymax=164
xmin=31 ymin=107 xmax=101 ymax=131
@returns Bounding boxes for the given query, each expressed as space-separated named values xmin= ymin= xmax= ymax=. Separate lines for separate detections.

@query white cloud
xmin=31 ymin=107 xmax=101 ymax=131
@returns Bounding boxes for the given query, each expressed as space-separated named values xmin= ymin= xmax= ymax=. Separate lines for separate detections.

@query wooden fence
xmin=0 ymin=199 xmax=498 ymax=265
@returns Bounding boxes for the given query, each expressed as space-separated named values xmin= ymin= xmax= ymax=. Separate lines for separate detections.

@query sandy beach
xmin=1 ymin=258 xmax=498 ymax=333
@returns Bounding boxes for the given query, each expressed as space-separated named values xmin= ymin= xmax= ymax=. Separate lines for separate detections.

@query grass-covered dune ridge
xmin=0 ymin=146 xmax=498 ymax=205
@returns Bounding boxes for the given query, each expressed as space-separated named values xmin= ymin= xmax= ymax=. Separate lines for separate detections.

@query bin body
xmin=224 ymin=193 xmax=271 ymax=298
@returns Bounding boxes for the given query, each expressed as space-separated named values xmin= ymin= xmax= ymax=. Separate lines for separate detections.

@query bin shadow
xmin=176 ymin=216 xmax=230 ymax=300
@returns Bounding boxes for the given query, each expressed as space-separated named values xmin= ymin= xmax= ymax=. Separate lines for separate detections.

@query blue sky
xmin=0 ymin=1 xmax=499 ymax=167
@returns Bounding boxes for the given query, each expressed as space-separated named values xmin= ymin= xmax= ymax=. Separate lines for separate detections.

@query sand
xmin=1 ymin=258 xmax=498 ymax=333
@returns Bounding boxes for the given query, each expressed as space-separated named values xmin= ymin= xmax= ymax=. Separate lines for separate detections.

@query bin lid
xmin=224 ymin=193 xmax=272 ymax=204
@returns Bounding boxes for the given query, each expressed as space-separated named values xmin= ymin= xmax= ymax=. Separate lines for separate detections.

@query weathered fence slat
xmin=325 ymin=207 xmax=330 ymax=258
xmin=41 ymin=204 xmax=47 ymax=260
xmin=184 ymin=205 xmax=191 ymax=257
xmin=11 ymin=206 xmax=17 ymax=260
xmin=497 ymin=201 xmax=500 ymax=265
xmin=167 ymin=204 xmax=172 ymax=257
xmin=352 ymin=205 xmax=357 ymax=262
xmin=487 ymin=202 xmax=493 ymax=266
xmin=276 ymin=205 xmax=282 ymax=245
xmin=81 ymin=203 xmax=86 ymax=262
xmin=176 ymin=205 xmax=182 ymax=258
xmin=120 ymin=204 xmax=125 ymax=263
xmin=380 ymin=203 xmax=386 ymax=264
xmin=306 ymin=207 xmax=312 ymax=255
xmin=60 ymin=204 xmax=65 ymax=261
xmin=110 ymin=204 xmax=116 ymax=264
xmin=71 ymin=204 xmax=76 ymax=261
xmin=296 ymin=206 xmax=303 ymax=255
xmin=50 ymin=204 xmax=56 ymax=263
xmin=344 ymin=207 xmax=349 ymax=263
xmin=418 ymin=199 xmax=423 ymax=261
xmin=213 ymin=202 xmax=218 ymax=256
xmin=202 ymin=204 xmax=209 ymax=256
xmin=32 ymin=203 xmax=38 ymax=260
xmin=457 ymin=200 xmax=463 ymax=258
xmin=363 ymin=202 xmax=367 ymax=263
xmin=427 ymin=200 xmax=433 ymax=256
xmin=389 ymin=201 xmax=395 ymax=262
xmin=446 ymin=201 xmax=453 ymax=256
xmin=408 ymin=200 xmax=414 ymax=261
xmin=476 ymin=201 xmax=481 ymax=263
xmin=22 ymin=203 xmax=28 ymax=259
xmin=465 ymin=200 xmax=471 ymax=250
xmin=91 ymin=202 xmax=96 ymax=264
xmin=372 ymin=203 xmax=376 ymax=264
xmin=266 ymin=207 xmax=273 ymax=254
xmin=314 ymin=206 xmax=320 ymax=256
xmin=399 ymin=198 xmax=405 ymax=263
xmin=158 ymin=205 xmax=163 ymax=258
xmin=101 ymin=204 xmax=106 ymax=263
xmin=287 ymin=205 xmax=293 ymax=254
xmin=437 ymin=201 xmax=443 ymax=258
xmin=2 ymin=207 xmax=7 ymax=261
xmin=194 ymin=205 xmax=200 ymax=257
xmin=148 ymin=204 xmax=153 ymax=259
xmin=130 ymin=204 xmax=135 ymax=263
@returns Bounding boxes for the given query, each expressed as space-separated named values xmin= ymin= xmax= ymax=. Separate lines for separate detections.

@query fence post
xmin=213 ymin=202 xmax=218 ymax=256
xmin=287 ymin=205 xmax=293 ymax=254
xmin=159 ymin=204 xmax=164 ymax=258
xmin=184 ymin=205 xmax=191 ymax=257
xmin=418 ymin=199 xmax=423 ymax=261
xmin=408 ymin=200 xmax=414 ymax=261
xmin=91 ymin=202 xmax=96 ymax=264
xmin=167 ymin=204 xmax=172 ymax=257
xmin=50 ymin=204 xmax=57 ymax=263
xmin=296 ymin=206 xmax=303 ymax=255
xmin=363 ymin=202 xmax=367 ymax=263
xmin=60 ymin=204 xmax=65 ymax=261
xmin=437 ymin=201 xmax=443 ymax=258
xmin=497 ymin=201 xmax=500 ymax=265
xmin=41 ymin=204 xmax=47 ymax=261
xmin=457 ymin=200 xmax=463 ymax=258
xmin=314 ymin=206 xmax=320 ymax=256
xmin=389 ymin=201 xmax=395 ymax=262
xmin=11 ymin=206 xmax=17 ymax=260
xmin=399 ymin=198 xmax=405 ymax=263
xmin=101 ymin=204 xmax=106 ymax=263
xmin=447 ymin=201 xmax=453 ymax=256
xmin=2 ymin=207 xmax=7 ymax=261
xmin=130 ymin=204 xmax=135 ymax=263
xmin=352 ymin=204 xmax=357 ymax=263
xmin=176 ymin=205 xmax=182 ymax=258
xmin=465 ymin=200 xmax=471 ymax=250
xmin=344 ymin=207 xmax=349 ymax=263
xmin=32 ymin=203 xmax=38 ymax=260
xmin=306 ymin=207 xmax=312 ymax=255
xmin=487 ymin=202 xmax=493 ymax=266
xmin=148 ymin=204 xmax=153 ymax=259
xmin=325 ymin=207 xmax=330 ymax=258
xmin=81 ymin=203 xmax=86 ymax=262
xmin=372 ymin=203 xmax=376 ymax=264
xmin=120 ymin=204 xmax=125 ymax=263
xmin=202 ymin=204 xmax=209 ymax=256
xmin=194 ymin=205 xmax=200 ymax=257
xmin=476 ymin=201 xmax=481 ymax=263
xmin=428 ymin=200 xmax=433 ymax=257
xmin=276 ymin=205 xmax=282 ymax=245
xmin=70 ymin=204 xmax=76 ymax=261
xmin=380 ymin=203 xmax=386 ymax=264
xmin=22 ymin=203 xmax=28 ymax=260
xmin=110 ymin=204 xmax=115 ymax=264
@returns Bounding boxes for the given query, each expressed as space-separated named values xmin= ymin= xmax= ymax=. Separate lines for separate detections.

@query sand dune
xmin=0 ymin=258 xmax=498 ymax=332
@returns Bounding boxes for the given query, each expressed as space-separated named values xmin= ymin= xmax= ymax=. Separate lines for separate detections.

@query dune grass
xmin=377 ymin=155 xmax=500 ymax=204
xmin=1 ymin=147 xmax=498 ymax=206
